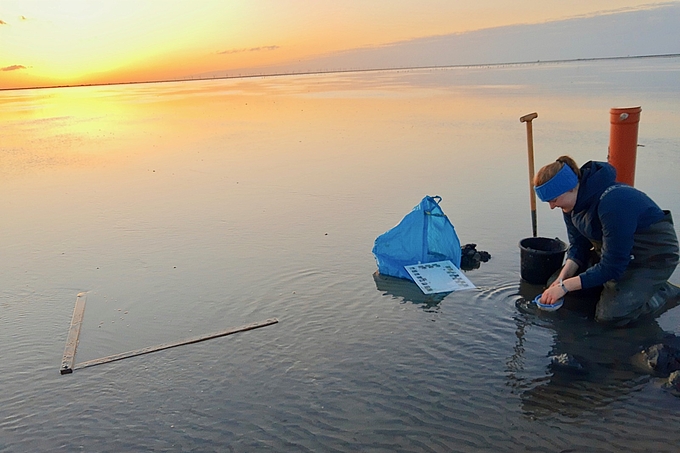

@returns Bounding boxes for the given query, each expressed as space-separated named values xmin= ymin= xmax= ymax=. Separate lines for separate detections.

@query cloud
xmin=218 ymin=45 xmax=280 ymax=55
xmin=2 ymin=65 xmax=26 ymax=71
xmin=250 ymin=3 xmax=680 ymax=74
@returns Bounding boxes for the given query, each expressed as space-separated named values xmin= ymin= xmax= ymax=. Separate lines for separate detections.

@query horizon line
xmin=2 ymin=53 xmax=679 ymax=93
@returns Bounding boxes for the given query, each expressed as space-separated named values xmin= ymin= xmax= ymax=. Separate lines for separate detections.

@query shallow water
xmin=2 ymin=58 xmax=680 ymax=452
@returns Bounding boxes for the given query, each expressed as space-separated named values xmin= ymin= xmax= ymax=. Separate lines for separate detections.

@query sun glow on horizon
xmin=0 ymin=1 xmax=673 ymax=90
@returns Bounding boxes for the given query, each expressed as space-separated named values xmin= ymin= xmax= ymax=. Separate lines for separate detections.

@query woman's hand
xmin=541 ymin=273 xmax=583 ymax=305
xmin=540 ymin=284 xmax=567 ymax=305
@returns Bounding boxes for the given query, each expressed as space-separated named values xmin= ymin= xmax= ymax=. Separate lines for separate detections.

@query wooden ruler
xmin=60 ymin=293 xmax=87 ymax=374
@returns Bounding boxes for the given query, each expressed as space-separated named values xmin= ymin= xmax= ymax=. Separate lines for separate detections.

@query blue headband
xmin=535 ymin=163 xmax=578 ymax=202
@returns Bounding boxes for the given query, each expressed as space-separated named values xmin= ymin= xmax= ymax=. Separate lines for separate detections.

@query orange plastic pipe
xmin=608 ymin=106 xmax=641 ymax=186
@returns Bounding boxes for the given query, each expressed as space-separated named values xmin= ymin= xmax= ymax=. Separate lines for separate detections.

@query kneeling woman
xmin=535 ymin=156 xmax=679 ymax=326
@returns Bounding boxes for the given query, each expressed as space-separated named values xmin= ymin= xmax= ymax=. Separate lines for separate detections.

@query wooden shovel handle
xmin=520 ymin=112 xmax=538 ymax=123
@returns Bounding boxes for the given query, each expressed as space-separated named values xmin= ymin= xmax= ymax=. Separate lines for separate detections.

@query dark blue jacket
xmin=564 ymin=161 xmax=665 ymax=288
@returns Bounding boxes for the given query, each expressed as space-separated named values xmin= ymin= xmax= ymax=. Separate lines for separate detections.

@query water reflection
xmin=509 ymin=281 xmax=680 ymax=418
xmin=372 ymin=271 xmax=448 ymax=311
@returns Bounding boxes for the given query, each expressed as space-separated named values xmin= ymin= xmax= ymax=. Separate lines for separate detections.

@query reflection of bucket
xmin=519 ymin=237 xmax=568 ymax=285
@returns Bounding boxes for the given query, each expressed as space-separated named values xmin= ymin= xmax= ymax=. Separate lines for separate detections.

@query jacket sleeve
xmin=578 ymin=192 xmax=636 ymax=288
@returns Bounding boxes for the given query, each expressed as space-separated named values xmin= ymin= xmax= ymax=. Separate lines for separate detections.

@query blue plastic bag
xmin=372 ymin=196 xmax=462 ymax=280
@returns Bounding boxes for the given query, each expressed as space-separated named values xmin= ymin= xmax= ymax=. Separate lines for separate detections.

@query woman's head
xmin=534 ymin=156 xmax=580 ymax=212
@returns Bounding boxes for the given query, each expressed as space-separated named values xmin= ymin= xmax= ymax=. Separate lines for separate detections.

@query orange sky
xmin=0 ymin=1 xmax=671 ymax=90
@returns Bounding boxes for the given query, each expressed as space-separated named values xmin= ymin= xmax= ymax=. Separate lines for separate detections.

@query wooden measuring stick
xmin=71 ymin=318 xmax=279 ymax=372
xmin=60 ymin=293 xmax=87 ymax=374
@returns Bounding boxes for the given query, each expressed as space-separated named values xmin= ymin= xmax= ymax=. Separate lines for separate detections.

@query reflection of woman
xmin=513 ymin=311 xmax=676 ymax=418
xmin=534 ymin=156 xmax=679 ymax=326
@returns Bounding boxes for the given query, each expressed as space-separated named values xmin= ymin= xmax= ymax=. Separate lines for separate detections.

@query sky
xmin=1 ymin=1 xmax=677 ymax=90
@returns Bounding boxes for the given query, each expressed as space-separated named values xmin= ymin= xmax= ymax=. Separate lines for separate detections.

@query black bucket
xmin=519 ymin=237 xmax=568 ymax=285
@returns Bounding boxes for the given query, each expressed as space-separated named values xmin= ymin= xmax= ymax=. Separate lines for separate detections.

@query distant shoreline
xmin=2 ymin=53 xmax=679 ymax=93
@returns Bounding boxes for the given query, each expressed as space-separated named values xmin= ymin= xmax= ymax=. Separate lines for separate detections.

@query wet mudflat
xmin=1 ymin=58 xmax=680 ymax=452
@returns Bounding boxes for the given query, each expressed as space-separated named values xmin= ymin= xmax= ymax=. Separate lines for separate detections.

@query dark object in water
xmin=519 ymin=237 xmax=567 ymax=285
xmin=637 ymin=343 xmax=680 ymax=376
xmin=667 ymin=371 xmax=680 ymax=392
xmin=549 ymin=353 xmax=588 ymax=375
xmin=460 ymin=243 xmax=491 ymax=270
